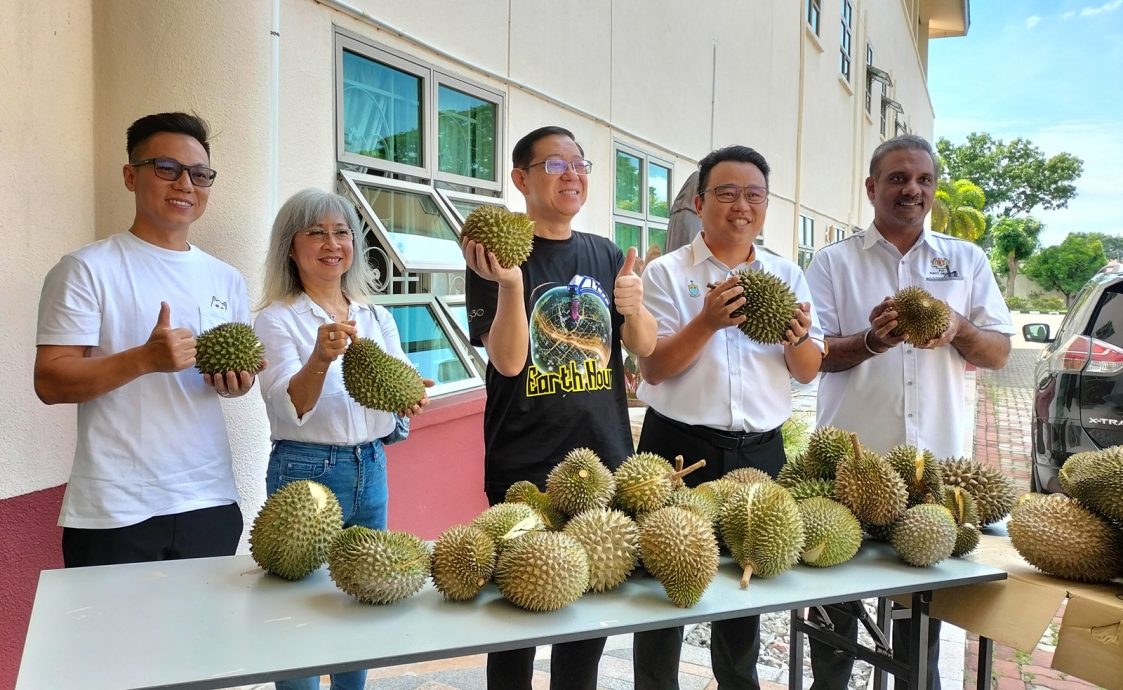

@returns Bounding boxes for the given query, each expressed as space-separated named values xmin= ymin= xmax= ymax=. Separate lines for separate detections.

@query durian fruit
xmin=460 ymin=205 xmax=535 ymax=269
xmin=495 ymin=532 xmax=589 ymax=611
xmin=470 ymin=503 xmax=543 ymax=550
xmin=891 ymin=286 xmax=951 ymax=344
xmin=787 ymin=478 xmax=836 ymax=502
xmin=430 ymin=524 xmax=497 ymax=601
xmin=195 ymin=322 xmax=265 ymax=375
xmin=776 ymin=455 xmax=813 ymax=487
xmin=940 ymin=458 xmax=1017 ymax=526
xmin=545 ymin=448 xmax=617 ymax=516
xmin=799 ymin=497 xmax=862 ymax=567
xmin=720 ymin=482 xmax=805 ymax=587
xmin=884 ymin=445 xmax=944 ymax=505
xmin=781 ymin=414 xmax=812 ymax=459
xmin=724 ymin=467 xmax=773 ymax=486
xmin=695 ymin=478 xmax=741 ymax=506
xmin=638 ymin=506 xmax=719 ymax=607
xmin=804 ymin=426 xmax=857 ymax=480
xmin=890 ymin=504 xmax=957 ymax=567
xmin=834 ymin=436 xmax=908 ymax=527
xmin=862 ymin=521 xmax=895 ymax=542
xmin=505 ymin=480 xmax=567 ymax=530
xmin=563 ymin=508 xmax=639 ymax=592
xmin=666 ymin=486 xmax=722 ymax=531
xmin=327 ymin=527 xmax=431 ymax=604
xmin=1009 ymin=493 xmax=1123 ymax=583
xmin=941 ymin=486 xmax=981 ymax=557
xmin=342 ymin=337 xmax=426 ymax=412
xmin=250 ymin=480 xmax=343 ymax=580
xmin=730 ymin=269 xmax=800 ymax=344
xmin=1061 ymin=447 xmax=1123 ymax=522
xmin=614 ymin=452 xmax=706 ymax=515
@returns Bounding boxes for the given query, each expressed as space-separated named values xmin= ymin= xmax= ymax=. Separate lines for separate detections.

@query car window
xmin=1050 ymin=281 xmax=1102 ymax=349
xmin=1089 ymin=286 xmax=1123 ymax=347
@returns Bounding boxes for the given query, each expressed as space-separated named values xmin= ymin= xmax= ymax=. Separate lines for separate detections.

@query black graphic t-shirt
xmin=467 ymin=231 xmax=632 ymax=494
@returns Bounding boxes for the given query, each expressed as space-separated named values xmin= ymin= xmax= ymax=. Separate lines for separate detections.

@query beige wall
xmin=4 ymin=0 xmax=950 ymax=539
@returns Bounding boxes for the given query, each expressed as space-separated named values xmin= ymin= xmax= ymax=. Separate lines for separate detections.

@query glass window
xmin=437 ymin=84 xmax=497 ymax=183
xmin=615 ymin=151 xmax=642 ymax=213
xmin=384 ymin=303 xmax=472 ymax=385
xmin=615 ymin=222 xmax=642 ymax=253
xmin=1092 ymin=290 xmax=1123 ymax=348
xmin=358 ymin=184 xmax=459 ymax=243
xmin=840 ymin=0 xmax=853 ymax=80
xmin=806 ymin=0 xmax=821 ymax=35
xmin=800 ymin=215 xmax=815 ymax=248
xmin=798 ymin=249 xmax=814 ymax=270
xmin=865 ymin=43 xmax=875 ymax=113
xmin=649 ymin=163 xmax=671 ymax=219
xmin=341 ymin=50 xmax=422 ymax=167
xmin=648 ymin=227 xmax=668 ymax=256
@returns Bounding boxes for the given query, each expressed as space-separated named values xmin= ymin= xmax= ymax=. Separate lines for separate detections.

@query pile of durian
xmin=1008 ymin=448 xmax=1123 ymax=582
xmin=247 ymin=425 xmax=1027 ymax=613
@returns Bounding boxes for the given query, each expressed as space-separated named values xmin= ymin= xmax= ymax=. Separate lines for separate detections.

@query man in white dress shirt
xmin=632 ymin=145 xmax=824 ymax=690
xmin=804 ymin=134 xmax=1013 ymax=690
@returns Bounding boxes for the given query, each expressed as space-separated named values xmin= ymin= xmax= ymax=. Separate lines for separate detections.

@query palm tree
xmin=931 ymin=179 xmax=987 ymax=242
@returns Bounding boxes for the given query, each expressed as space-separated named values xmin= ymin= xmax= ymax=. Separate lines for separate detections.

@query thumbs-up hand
xmin=613 ymin=247 xmax=643 ymax=316
xmin=145 ymin=302 xmax=197 ymax=372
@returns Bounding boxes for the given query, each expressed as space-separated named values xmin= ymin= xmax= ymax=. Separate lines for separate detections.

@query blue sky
xmin=928 ymin=0 xmax=1123 ymax=248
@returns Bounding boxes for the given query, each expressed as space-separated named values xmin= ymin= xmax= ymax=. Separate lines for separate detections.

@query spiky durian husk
xmin=431 ymin=524 xmax=497 ymax=601
xmin=1061 ymin=447 xmax=1123 ymax=522
xmin=787 ymin=478 xmax=837 ymax=502
xmin=804 ymin=426 xmax=856 ymax=480
xmin=614 ymin=452 xmax=676 ymax=515
xmin=327 ymin=527 xmax=431 ymax=604
xmin=890 ymin=504 xmax=957 ymax=567
xmin=723 ymin=467 xmax=774 ymax=486
xmin=638 ymin=506 xmax=719 ymax=607
xmin=563 ymin=508 xmax=639 ymax=592
xmin=730 ymin=269 xmax=799 ymax=344
xmin=799 ymin=497 xmax=862 ymax=567
xmin=891 ymin=286 xmax=951 ymax=344
xmin=545 ymin=448 xmax=617 ymax=516
xmin=834 ymin=452 xmax=908 ymax=526
xmin=470 ymin=502 xmax=543 ymax=552
xmin=195 ymin=322 xmax=265 ymax=375
xmin=666 ymin=486 xmax=722 ymax=531
xmin=941 ymin=486 xmax=981 ymax=557
xmin=341 ymin=337 xmax=426 ymax=412
xmin=460 ymin=205 xmax=535 ymax=268
xmin=250 ymin=480 xmax=343 ymax=580
xmin=719 ymin=482 xmax=805 ymax=583
xmin=939 ymin=458 xmax=1017 ymax=526
xmin=1009 ymin=493 xmax=1123 ymax=583
xmin=781 ymin=414 xmax=812 ymax=458
xmin=884 ymin=445 xmax=944 ymax=506
xmin=505 ymin=480 xmax=567 ymax=530
xmin=495 ymin=532 xmax=589 ymax=611
xmin=776 ymin=455 xmax=813 ymax=487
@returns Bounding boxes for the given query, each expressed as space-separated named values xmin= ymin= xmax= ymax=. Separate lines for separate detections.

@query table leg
xmin=977 ymin=636 xmax=994 ymax=690
xmin=908 ymin=591 xmax=931 ymax=690
xmin=790 ymin=608 xmax=805 ymax=690
xmin=873 ymin=597 xmax=891 ymax=690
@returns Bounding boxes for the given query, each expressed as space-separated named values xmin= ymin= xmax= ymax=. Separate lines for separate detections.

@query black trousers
xmin=808 ymin=602 xmax=942 ymax=690
xmin=632 ymin=407 xmax=786 ymax=690
xmin=62 ymin=502 xmax=243 ymax=568
xmin=485 ymin=487 xmax=606 ymax=690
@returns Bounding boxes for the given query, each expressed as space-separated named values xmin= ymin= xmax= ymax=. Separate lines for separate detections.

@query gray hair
xmin=869 ymin=134 xmax=939 ymax=178
xmin=259 ymin=188 xmax=379 ymax=307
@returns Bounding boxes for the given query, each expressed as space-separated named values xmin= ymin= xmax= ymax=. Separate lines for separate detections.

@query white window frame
xmin=840 ymin=0 xmax=853 ymax=80
xmin=436 ymin=189 xmax=509 ymax=225
xmin=806 ymin=0 xmax=822 ymax=36
xmin=612 ymin=142 xmax=672 ymax=256
xmin=373 ymin=293 xmax=484 ymax=397
xmin=798 ymin=214 xmax=815 ymax=269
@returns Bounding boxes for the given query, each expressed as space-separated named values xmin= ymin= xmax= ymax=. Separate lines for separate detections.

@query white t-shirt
xmin=805 ymin=226 xmax=1014 ymax=458
xmin=637 ymin=233 xmax=824 ymax=433
xmin=254 ymin=294 xmax=408 ymax=445
xmin=36 ymin=231 xmax=250 ymax=529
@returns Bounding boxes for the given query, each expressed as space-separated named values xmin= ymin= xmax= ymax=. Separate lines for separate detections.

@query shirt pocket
xmin=198 ymin=302 xmax=232 ymax=334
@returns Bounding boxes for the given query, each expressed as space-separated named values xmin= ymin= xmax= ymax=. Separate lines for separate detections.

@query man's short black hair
xmin=869 ymin=134 xmax=938 ymax=178
xmin=696 ymin=145 xmax=770 ymax=196
xmin=126 ymin=112 xmax=211 ymax=159
xmin=512 ymin=126 xmax=584 ymax=169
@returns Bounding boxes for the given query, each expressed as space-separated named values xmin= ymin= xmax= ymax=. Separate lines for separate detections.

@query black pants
xmin=485 ymin=487 xmax=606 ymax=690
xmin=62 ymin=502 xmax=243 ymax=568
xmin=632 ymin=407 xmax=785 ymax=690
xmin=808 ymin=602 xmax=942 ymax=690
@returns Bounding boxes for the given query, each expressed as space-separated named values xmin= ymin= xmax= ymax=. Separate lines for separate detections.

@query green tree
xmin=1023 ymin=234 xmax=1108 ymax=306
xmin=990 ymin=216 xmax=1043 ymax=297
xmin=931 ymin=179 xmax=987 ymax=241
xmin=1068 ymin=232 xmax=1123 ymax=261
xmin=936 ymin=133 xmax=1083 ymax=218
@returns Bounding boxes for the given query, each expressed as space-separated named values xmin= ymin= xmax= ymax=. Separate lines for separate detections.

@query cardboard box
xmin=926 ymin=532 xmax=1123 ymax=689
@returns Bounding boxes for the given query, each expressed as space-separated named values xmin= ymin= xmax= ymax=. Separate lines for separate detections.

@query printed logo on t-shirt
xmin=927 ymin=256 xmax=962 ymax=281
xmin=525 ymin=274 xmax=613 ymax=397
xmin=210 ymin=296 xmax=229 ymax=310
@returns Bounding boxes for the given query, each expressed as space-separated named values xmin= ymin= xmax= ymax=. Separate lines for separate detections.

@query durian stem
xmin=739 ymin=563 xmax=755 ymax=589
xmin=849 ymin=433 xmax=862 ymax=461
xmin=671 ymin=459 xmax=707 ymax=481
xmin=674 ymin=454 xmax=684 ymax=474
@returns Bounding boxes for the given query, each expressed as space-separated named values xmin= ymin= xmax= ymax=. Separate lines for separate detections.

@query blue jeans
xmin=267 ymin=439 xmax=388 ymax=690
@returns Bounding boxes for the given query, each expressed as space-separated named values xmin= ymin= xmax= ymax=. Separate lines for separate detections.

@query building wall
xmin=2 ymin=1 xmax=949 ymax=684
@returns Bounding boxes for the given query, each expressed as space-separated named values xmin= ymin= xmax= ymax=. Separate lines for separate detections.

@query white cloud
xmin=1081 ymin=0 xmax=1122 ymax=17
xmin=1025 ymin=15 xmax=1042 ymax=29
xmin=1062 ymin=10 xmax=1077 ymax=19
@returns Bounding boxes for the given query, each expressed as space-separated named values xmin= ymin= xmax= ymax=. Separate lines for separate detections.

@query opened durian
xmin=250 ymin=479 xmax=343 ymax=580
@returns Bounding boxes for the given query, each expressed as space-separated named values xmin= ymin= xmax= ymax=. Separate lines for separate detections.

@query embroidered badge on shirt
xmin=688 ymin=280 xmax=701 ymax=298
xmin=927 ymin=256 xmax=962 ymax=281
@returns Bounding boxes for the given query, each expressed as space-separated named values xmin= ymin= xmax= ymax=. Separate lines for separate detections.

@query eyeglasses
xmin=299 ymin=228 xmax=354 ymax=242
xmin=130 ymin=157 xmax=218 ymax=187
xmin=524 ymin=158 xmax=594 ymax=175
xmin=701 ymin=184 xmax=768 ymax=204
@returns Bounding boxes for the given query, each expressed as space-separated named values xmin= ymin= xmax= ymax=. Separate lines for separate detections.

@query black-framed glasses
xmin=701 ymin=184 xmax=768 ymax=204
xmin=525 ymin=158 xmax=593 ymax=175
xmin=130 ymin=157 xmax=218 ymax=187
xmin=299 ymin=228 xmax=354 ymax=243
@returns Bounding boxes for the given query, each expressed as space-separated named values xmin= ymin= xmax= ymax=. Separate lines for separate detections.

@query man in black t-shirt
xmin=464 ymin=125 xmax=657 ymax=690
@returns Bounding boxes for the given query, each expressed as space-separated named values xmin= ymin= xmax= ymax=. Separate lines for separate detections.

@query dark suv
xmin=1024 ymin=264 xmax=1123 ymax=493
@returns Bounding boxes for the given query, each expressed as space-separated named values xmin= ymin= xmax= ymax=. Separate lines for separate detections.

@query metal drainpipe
xmin=793 ymin=8 xmax=807 ymax=261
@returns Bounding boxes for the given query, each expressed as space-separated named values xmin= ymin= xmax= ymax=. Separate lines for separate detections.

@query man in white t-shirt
xmin=804 ymin=134 xmax=1013 ymax=690
xmin=35 ymin=112 xmax=262 ymax=568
